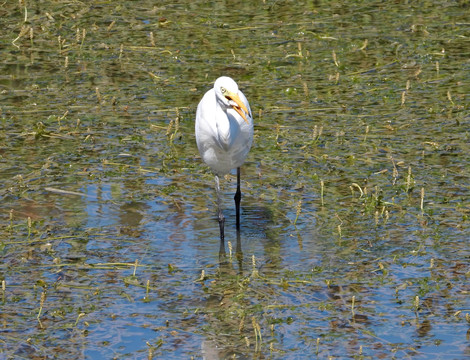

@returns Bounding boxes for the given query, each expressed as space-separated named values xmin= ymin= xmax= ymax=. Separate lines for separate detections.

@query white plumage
xmin=196 ymin=76 xmax=253 ymax=175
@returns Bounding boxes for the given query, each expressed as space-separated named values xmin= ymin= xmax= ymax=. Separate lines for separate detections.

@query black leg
xmin=215 ymin=175 xmax=225 ymax=243
xmin=218 ymin=209 xmax=225 ymax=243
xmin=234 ymin=167 xmax=241 ymax=230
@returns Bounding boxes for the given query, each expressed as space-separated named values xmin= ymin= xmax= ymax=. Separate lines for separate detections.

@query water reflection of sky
xmin=75 ymin=171 xmax=470 ymax=358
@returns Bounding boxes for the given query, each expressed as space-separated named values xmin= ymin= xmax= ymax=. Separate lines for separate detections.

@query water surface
xmin=1 ymin=1 xmax=469 ymax=359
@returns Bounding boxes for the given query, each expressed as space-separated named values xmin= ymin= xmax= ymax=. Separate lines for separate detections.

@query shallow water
xmin=1 ymin=1 xmax=469 ymax=359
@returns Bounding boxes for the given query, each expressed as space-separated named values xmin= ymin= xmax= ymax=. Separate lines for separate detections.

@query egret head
xmin=214 ymin=76 xmax=249 ymax=123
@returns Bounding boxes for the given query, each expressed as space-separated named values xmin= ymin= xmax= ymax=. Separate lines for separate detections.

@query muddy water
xmin=1 ymin=1 xmax=469 ymax=359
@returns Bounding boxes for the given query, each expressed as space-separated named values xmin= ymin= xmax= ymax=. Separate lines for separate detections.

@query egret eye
xmin=220 ymin=87 xmax=227 ymax=94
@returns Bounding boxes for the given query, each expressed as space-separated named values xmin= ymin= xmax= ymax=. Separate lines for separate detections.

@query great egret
xmin=195 ymin=76 xmax=254 ymax=241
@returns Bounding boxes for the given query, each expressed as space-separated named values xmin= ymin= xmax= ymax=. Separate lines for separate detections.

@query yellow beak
xmin=226 ymin=92 xmax=249 ymax=124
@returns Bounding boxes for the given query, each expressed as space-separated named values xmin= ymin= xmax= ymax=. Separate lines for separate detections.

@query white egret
xmin=195 ymin=76 xmax=254 ymax=241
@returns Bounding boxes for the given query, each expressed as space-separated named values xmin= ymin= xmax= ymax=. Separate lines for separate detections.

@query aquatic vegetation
xmin=0 ymin=0 xmax=469 ymax=358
